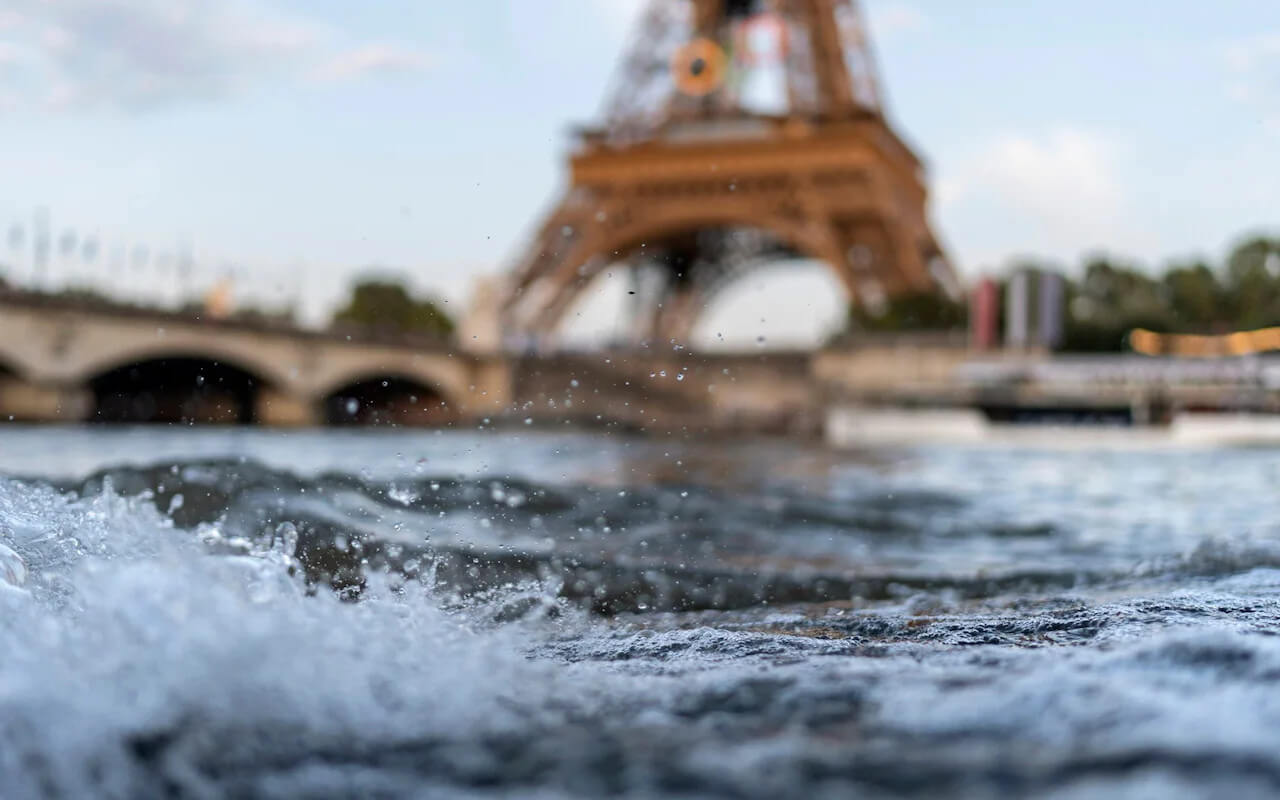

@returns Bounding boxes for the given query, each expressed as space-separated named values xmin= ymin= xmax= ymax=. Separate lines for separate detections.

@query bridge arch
xmin=306 ymin=351 xmax=473 ymax=410
xmin=320 ymin=372 xmax=457 ymax=427
xmin=52 ymin=336 xmax=302 ymax=394
xmin=0 ymin=336 xmax=39 ymax=384
xmin=689 ymin=261 xmax=850 ymax=350
xmin=87 ymin=353 xmax=271 ymax=424
xmin=526 ymin=207 xmax=854 ymax=339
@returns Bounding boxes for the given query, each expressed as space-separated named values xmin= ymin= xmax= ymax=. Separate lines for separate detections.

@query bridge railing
xmin=955 ymin=355 xmax=1280 ymax=390
xmin=0 ymin=288 xmax=456 ymax=351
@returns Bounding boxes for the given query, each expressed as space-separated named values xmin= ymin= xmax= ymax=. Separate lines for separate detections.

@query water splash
xmin=2 ymin=434 xmax=1280 ymax=797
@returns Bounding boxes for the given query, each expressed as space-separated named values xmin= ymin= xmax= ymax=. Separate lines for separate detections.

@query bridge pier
xmin=0 ymin=298 xmax=519 ymax=428
xmin=460 ymin=358 xmax=515 ymax=416
xmin=255 ymin=388 xmax=321 ymax=428
xmin=0 ymin=378 xmax=91 ymax=422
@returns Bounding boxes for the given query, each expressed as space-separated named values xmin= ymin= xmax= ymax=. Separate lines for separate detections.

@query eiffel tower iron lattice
xmin=500 ymin=0 xmax=959 ymax=347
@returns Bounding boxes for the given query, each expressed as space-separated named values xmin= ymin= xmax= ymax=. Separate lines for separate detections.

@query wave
xmin=7 ymin=463 xmax=1280 ymax=797
xmin=0 ymin=459 xmax=1264 ymax=616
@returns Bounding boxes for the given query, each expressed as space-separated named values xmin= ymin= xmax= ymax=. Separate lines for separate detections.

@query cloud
xmin=0 ymin=0 xmax=430 ymax=112
xmin=866 ymin=2 xmax=928 ymax=38
xmin=1225 ymin=33 xmax=1280 ymax=71
xmin=1223 ymin=32 xmax=1280 ymax=135
xmin=0 ymin=0 xmax=319 ymax=110
xmin=939 ymin=128 xmax=1153 ymax=268
xmin=0 ymin=41 xmax=25 ymax=67
xmin=313 ymin=44 xmax=431 ymax=83
xmin=980 ymin=129 xmax=1123 ymax=220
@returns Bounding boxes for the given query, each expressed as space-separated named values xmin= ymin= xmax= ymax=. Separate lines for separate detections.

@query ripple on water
xmin=1 ymin=435 xmax=1280 ymax=797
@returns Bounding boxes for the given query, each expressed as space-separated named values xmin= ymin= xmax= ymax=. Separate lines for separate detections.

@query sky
xmin=0 ymin=0 xmax=1277 ymax=345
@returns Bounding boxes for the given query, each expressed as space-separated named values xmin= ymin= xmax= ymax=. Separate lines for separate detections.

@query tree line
xmin=851 ymin=234 xmax=1280 ymax=352
xmin=330 ymin=278 xmax=454 ymax=339
xmin=0 ymin=269 xmax=455 ymax=341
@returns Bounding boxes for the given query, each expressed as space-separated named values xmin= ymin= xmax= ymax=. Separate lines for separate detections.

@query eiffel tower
xmin=500 ymin=0 xmax=958 ymax=347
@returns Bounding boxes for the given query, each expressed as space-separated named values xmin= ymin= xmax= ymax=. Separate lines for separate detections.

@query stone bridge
xmin=0 ymin=294 xmax=829 ymax=430
xmin=9 ymin=293 xmax=1266 ymax=433
xmin=0 ymin=296 xmax=511 ymax=425
xmin=512 ymin=349 xmax=822 ymax=434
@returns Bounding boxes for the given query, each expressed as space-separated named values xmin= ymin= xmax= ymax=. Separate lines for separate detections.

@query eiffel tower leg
xmin=831 ymin=219 xmax=902 ymax=314
xmin=651 ymin=286 xmax=704 ymax=345
xmin=626 ymin=262 xmax=669 ymax=345
xmin=501 ymin=192 xmax=605 ymax=329
xmin=526 ymin=259 xmax=604 ymax=339
xmin=807 ymin=217 xmax=871 ymax=315
xmin=883 ymin=218 xmax=933 ymax=293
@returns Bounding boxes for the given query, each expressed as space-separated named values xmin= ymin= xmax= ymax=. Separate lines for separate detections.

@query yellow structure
xmin=1130 ymin=327 xmax=1280 ymax=358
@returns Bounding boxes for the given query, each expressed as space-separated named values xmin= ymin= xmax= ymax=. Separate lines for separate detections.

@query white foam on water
xmin=0 ymin=478 xmax=563 ymax=798
xmin=5 ymin=434 xmax=1280 ymax=797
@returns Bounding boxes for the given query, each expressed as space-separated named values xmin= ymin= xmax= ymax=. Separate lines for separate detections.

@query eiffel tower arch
xmin=500 ymin=0 xmax=958 ymax=348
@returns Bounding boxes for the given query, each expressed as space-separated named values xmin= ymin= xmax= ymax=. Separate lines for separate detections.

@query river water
xmin=4 ymin=426 xmax=1280 ymax=798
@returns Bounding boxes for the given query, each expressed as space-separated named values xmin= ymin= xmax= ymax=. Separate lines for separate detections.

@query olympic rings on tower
xmin=671 ymin=38 xmax=729 ymax=97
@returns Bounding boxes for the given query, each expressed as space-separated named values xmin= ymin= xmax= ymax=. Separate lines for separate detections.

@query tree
xmin=1162 ymin=260 xmax=1222 ymax=329
xmin=848 ymin=290 xmax=967 ymax=332
xmin=1057 ymin=258 xmax=1167 ymax=351
xmin=1222 ymin=236 xmax=1280 ymax=329
xmin=332 ymin=278 xmax=454 ymax=338
xmin=820 ymin=232 xmax=1280 ymax=351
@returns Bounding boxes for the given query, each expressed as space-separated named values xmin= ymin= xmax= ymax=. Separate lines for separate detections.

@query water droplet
xmin=0 ymin=543 xmax=27 ymax=589
xmin=388 ymin=484 xmax=419 ymax=506
xmin=273 ymin=522 xmax=298 ymax=558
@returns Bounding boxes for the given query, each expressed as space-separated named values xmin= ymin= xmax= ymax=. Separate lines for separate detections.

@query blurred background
xmin=1 ymin=0 xmax=1275 ymax=351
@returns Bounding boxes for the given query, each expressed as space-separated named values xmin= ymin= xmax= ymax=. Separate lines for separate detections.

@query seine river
xmin=4 ymin=426 xmax=1280 ymax=798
